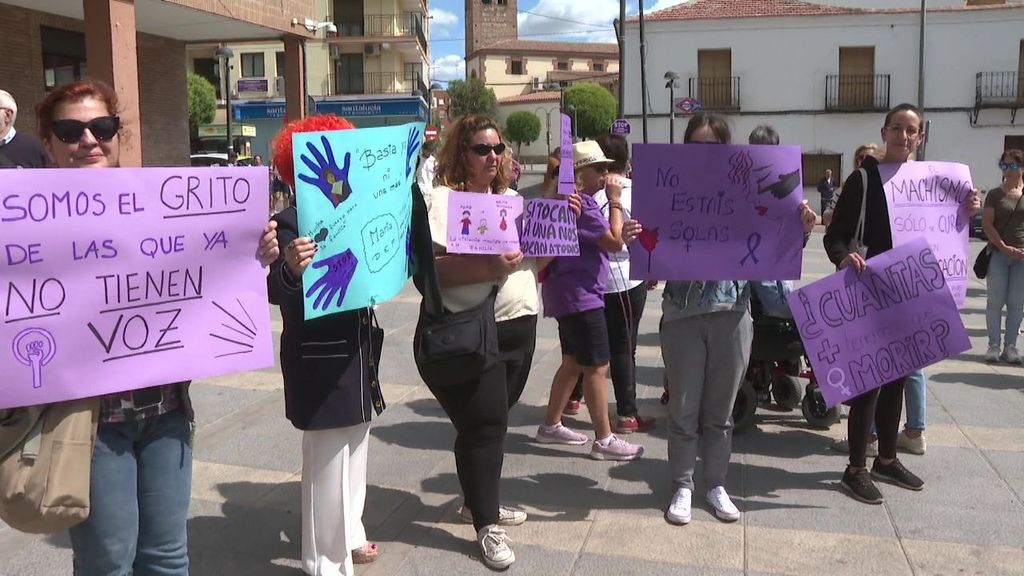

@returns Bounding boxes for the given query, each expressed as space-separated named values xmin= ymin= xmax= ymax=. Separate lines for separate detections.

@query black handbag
xmin=974 ymin=192 xmax=1024 ymax=280
xmin=409 ymin=185 xmax=499 ymax=387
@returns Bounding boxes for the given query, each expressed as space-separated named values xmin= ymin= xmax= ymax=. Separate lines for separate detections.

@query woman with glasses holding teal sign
xmin=33 ymin=79 xmax=279 ymax=575
xmin=982 ymin=149 xmax=1024 ymax=364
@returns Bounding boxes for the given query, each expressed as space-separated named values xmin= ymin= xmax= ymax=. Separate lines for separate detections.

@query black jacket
xmin=823 ymin=156 xmax=893 ymax=266
xmin=267 ymin=207 xmax=385 ymax=431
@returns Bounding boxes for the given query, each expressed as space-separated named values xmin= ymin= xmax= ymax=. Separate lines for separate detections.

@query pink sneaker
xmin=535 ymin=423 xmax=588 ymax=445
xmin=589 ymin=435 xmax=644 ymax=461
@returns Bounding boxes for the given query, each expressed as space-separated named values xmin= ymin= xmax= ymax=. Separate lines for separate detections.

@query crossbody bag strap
xmin=855 ymin=167 xmax=868 ymax=247
xmin=993 ymin=190 xmax=1024 ymax=244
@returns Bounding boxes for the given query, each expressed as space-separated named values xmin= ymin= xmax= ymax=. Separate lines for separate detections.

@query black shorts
xmin=557 ymin=308 xmax=611 ymax=367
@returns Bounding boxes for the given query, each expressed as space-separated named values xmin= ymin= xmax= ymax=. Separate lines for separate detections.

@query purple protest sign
xmin=445 ymin=191 xmax=524 ymax=255
xmin=629 ymin=144 xmax=805 ymax=281
xmin=0 ymin=167 xmax=275 ymax=410
xmin=785 ymin=238 xmax=970 ymax=408
xmin=557 ymin=113 xmax=575 ymax=195
xmin=520 ymin=198 xmax=580 ymax=257
xmin=881 ymin=161 xmax=972 ymax=308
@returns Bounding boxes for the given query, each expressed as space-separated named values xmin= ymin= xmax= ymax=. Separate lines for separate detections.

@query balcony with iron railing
xmin=976 ymin=71 xmax=1022 ymax=108
xmin=333 ymin=13 xmax=426 ymax=52
xmin=335 ymin=71 xmax=427 ymax=97
xmin=687 ymin=76 xmax=740 ymax=110
xmin=824 ymin=74 xmax=890 ymax=111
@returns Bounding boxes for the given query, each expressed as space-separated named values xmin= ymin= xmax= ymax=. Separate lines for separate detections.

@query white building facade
xmin=621 ymin=0 xmax=1024 ymax=188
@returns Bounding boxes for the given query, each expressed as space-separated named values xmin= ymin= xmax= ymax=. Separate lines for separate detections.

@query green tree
xmin=187 ymin=73 xmax=217 ymax=138
xmin=563 ymin=83 xmax=617 ymax=140
xmin=447 ymin=77 xmax=497 ymax=119
xmin=504 ymin=111 xmax=541 ymax=155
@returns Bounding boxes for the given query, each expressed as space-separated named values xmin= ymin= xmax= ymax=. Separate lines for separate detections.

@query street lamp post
xmin=664 ymin=71 xmax=680 ymax=144
xmin=534 ymin=106 xmax=553 ymax=154
xmin=215 ymin=45 xmax=235 ymax=156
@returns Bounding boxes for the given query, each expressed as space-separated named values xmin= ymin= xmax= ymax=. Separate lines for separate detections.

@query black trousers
xmin=847 ymin=376 xmax=906 ymax=468
xmin=425 ymin=314 xmax=537 ymax=531
xmin=569 ymin=284 xmax=647 ymax=417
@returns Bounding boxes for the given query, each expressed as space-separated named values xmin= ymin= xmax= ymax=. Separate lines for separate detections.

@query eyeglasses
xmin=468 ymin=143 xmax=506 ymax=156
xmin=999 ymin=161 xmax=1021 ymax=171
xmin=885 ymin=125 xmax=921 ymax=137
xmin=51 ymin=116 xmax=120 ymax=144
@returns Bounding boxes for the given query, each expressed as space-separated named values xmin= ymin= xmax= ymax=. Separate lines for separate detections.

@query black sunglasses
xmin=468 ymin=143 xmax=506 ymax=156
xmin=51 ymin=116 xmax=120 ymax=144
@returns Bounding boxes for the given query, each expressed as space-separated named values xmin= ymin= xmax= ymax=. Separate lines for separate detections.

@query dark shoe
xmin=872 ymin=458 xmax=924 ymax=491
xmin=841 ymin=468 xmax=883 ymax=504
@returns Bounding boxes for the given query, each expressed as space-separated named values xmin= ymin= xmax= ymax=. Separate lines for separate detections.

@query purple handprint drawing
xmin=306 ymin=249 xmax=359 ymax=311
xmin=405 ymin=126 xmax=422 ymax=179
xmin=299 ymin=135 xmax=354 ymax=208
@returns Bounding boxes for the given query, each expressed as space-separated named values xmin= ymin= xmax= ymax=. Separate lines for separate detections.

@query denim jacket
xmin=662 ymin=280 xmax=750 ymax=322
xmin=750 ymin=281 xmax=795 ymax=319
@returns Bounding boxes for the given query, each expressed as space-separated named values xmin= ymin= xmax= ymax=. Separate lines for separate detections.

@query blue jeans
xmin=986 ymin=250 xmax=1024 ymax=349
xmin=69 ymin=409 xmax=192 ymax=576
xmin=870 ymin=369 xmax=926 ymax=434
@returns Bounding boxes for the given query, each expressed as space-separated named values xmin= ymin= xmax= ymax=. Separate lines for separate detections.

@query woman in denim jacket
xmin=662 ymin=114 xmax=816 ymax=526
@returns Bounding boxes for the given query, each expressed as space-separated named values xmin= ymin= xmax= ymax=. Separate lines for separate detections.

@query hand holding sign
xmin=299 ymin=136 xmax=353 ymax=207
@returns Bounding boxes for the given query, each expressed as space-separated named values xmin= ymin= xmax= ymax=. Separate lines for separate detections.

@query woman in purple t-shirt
xmin=535 ymin=140 xmax=645 ymax=462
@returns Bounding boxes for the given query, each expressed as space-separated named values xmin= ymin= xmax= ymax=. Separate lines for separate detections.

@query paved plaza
xmin=0 ymin=224 xmax=1021 ymax=576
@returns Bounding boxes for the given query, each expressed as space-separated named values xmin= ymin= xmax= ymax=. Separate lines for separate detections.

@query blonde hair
xmin=854 ymin=143 xmax=880 ymax=168
xmin=436 ymin=114 xmax=510 ymax=192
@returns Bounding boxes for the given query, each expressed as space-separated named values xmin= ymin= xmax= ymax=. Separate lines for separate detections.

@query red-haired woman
xmin=268 ymin=115 xmax=384 ymax=575
xmin=32 ymin=80 xmax=279 ymax=575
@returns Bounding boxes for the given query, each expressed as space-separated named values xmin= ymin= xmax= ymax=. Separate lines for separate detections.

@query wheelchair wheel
xmin=732 ymin=379 xmax=758 ymax=432
xmin=771 ymin=374 xmax=802 ymax=411
xmin=801 ymin=386 xmax=840 ymax=429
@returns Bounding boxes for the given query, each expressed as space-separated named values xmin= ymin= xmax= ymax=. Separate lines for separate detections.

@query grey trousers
xmin=661 ymin=310 xmax=753 ymax=491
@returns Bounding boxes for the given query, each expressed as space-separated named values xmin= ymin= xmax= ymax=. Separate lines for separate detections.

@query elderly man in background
xmin=0 ymin=90 xmax=48 ymax=168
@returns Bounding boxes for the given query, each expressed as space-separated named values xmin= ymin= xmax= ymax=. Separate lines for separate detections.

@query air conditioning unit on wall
xmin=531 ymin=76 xmax=541 ymax=91
xmin=364 ymin=44 xmax=381 ymax=56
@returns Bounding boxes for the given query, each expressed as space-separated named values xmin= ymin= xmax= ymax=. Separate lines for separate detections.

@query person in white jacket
xmin=416 ymin=139 xmax=438 ymax=209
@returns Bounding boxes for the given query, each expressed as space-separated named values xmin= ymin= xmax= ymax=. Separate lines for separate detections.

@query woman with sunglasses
xmin=662 ymin=113 xmax=815 ymax=525
xmin=423 ymin=114 xmax=566 ymax=569
xmin=35 ymin=80 xmax=278 ymax=574
xmin=983 ymin=149 xmax=1024 ymax=364
xmin=824 ymin=103 xmax=980 ymax=505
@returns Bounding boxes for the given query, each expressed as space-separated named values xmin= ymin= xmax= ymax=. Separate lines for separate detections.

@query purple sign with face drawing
xmin=629 ymin=143 xmax=805 ymax=280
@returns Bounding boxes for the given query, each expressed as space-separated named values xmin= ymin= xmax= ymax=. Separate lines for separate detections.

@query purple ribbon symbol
xmin=12 ymin=328 xmax=56 ymax=389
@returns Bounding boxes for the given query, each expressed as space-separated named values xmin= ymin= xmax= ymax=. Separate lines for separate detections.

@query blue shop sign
xmin=315 ymin=98 xmax=426 ymax=119
xmin=233 ymin=101 xmax=286 ymax=120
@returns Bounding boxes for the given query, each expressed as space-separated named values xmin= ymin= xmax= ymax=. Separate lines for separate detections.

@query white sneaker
xmin=985 ymin=346 xmax=1002 ymax=363
xmin=665 ymin=487 xmax=691 ymax=525
xmin=459 ymin=504 xmax=527 ymax=526
xmin=706 ymin=486 xmax=741 ymax=522
xmin=896 ymin=430 xmax=927 ymax=455
xmin=477 ymin=525 xmax=515 ymax=570
xmin=1002 ymin=347 xmax=1022 ymax=365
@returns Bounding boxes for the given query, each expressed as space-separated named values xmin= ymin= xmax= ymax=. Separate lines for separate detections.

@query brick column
xmin=83 ymin=0 xmax=142 ymax=166
xmin=284 ymin=36 xmax=306 ymax=121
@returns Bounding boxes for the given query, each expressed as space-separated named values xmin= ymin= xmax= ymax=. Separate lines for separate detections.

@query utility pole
xmin=639 ymin=0 xmax=649 ymax=143
xmin=617 ymin=0 xmax=625 ymax=118
xmin=917 ymin=0 xmax=927 ymax=160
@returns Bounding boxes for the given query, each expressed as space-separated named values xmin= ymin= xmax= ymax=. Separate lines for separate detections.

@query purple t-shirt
xmin=541 ymin=193 xmax=610 ymax=318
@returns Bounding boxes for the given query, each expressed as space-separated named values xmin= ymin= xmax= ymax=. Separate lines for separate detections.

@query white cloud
xmin=430 ymin=7 xmax=459 ymax=27
xmin=518 ymin=0 xmax=620 ymax=43
xmin=431 ymin=54 xmax=465 ymax=82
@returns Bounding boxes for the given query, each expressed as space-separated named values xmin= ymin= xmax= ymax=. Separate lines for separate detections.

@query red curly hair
xmin=271 ymin=114 xmax=355 ymax=187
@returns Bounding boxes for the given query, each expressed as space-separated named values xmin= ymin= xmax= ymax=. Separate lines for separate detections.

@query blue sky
xmin=427 ymin=0 xmax=684 ymax=84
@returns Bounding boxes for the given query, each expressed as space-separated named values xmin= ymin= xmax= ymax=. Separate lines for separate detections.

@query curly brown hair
xmin=435 ymin=114 xmax=510 ymax=192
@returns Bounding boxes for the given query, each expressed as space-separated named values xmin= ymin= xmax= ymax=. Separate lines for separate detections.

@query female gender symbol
xmin=12 ymin=328 xmax=56 ymax=389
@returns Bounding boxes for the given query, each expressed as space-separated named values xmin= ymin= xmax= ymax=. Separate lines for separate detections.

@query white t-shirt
xmin=593 ymin=177 xmax=643 ymax=294
xmin=416 ymin=155 xmax=437 ymax=210
xmin=428 ymin=186 xmax=539 ymax=322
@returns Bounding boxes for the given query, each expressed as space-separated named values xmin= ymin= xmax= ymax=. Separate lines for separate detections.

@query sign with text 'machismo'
xmin=881 ymin=161 xmax=972 ymax=308
xmin=785 ymin=238 xmax=970 ymax=408
xmin=629 ymin=143 xmax=805 ymax=281
xmin=0 ymin=167 xmax=275 ymax=410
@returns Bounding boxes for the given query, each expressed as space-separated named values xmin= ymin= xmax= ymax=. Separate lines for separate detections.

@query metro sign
xmin=674 ymin=98 xmax=702 ymax=114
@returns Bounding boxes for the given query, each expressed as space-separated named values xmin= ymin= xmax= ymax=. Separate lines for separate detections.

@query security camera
xmin=325 ymin=22 xmax=338 ymax=34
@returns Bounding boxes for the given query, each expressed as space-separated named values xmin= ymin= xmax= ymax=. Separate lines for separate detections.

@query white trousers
xmin=301 ymin=421 xmax=371 ymax=576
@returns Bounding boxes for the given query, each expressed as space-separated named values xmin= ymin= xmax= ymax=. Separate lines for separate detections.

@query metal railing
xmin=824 ymin=74 xmax=890 ymax=111
xmin=976 ymin=71 xmax=1021 ymax=107
xmin=687 ymin=76 xmax=740 ymax=110
xmin=335 ymin=71 xmax=424 ymax=96
xmin=335 ymin=13 xmax=426 ymax=51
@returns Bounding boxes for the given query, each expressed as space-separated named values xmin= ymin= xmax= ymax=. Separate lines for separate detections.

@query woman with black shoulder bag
xmin=980 ymin=149 xmax=1024 ymax=364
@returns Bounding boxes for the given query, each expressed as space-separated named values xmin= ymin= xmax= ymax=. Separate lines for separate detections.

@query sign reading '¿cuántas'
xmin=0 ymin=167 xmax=275 ymax=410
xmin=785 ymin=238 xmax=970 ymax=408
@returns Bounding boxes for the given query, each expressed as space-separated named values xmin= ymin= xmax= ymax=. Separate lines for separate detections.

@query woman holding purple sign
xmin=661 ymin=113 xmax=817 ymax=526
xmin=824 ymin=103 xmax=980 ymax=505
xmin=33 ymin=80 xmax=279 ymax=575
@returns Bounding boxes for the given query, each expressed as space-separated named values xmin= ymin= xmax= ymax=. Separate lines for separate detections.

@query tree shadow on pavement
xmin=930 ymin=371 xmax=1024 ymax=392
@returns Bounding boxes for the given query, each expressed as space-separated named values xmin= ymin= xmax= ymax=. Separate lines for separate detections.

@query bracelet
xmin=608 ymin=202 xmax=623 ymax=211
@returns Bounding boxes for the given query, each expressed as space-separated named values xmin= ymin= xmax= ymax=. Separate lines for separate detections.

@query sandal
xmin=352 ymin=542 xmax=379 ymax=564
